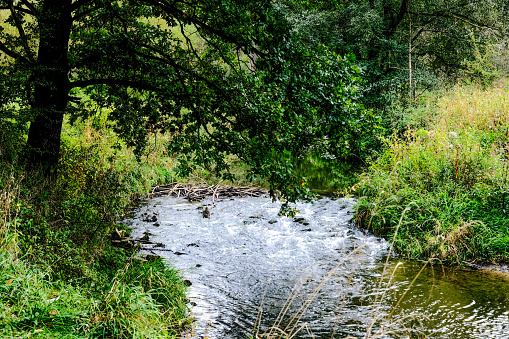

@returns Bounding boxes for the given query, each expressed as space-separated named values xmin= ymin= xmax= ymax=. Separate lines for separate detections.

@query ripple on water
xmin=124 ymin=196 xmax=509 ymax=339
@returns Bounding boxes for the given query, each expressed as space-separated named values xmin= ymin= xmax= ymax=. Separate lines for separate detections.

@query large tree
xmin=0 ymin=0 xmax=379 ymax=202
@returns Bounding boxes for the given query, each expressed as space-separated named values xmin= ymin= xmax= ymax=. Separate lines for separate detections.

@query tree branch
xmin=70 ymin=0 xmax=93 ymax=12
xmin=0 ymin=39 xmax=30 ymax=63
xmin=19 ymin=0 xmax=36 ymax=14
xmin=8 ymin=0 xmax=36 ymax=62
xmin=386 ymin=0 xmax=409 ymax=38
xmin=72 ymin=5 xmax=101 ymax=22
xmin=128 ymin=40 xmax=230 ymax=97
xmin=0 ymin=5 xmax=32 ymax=15
xmin=70 ymin=78 xmax=161 ymax=91
xmin=139 ymin=0 xmax=267 ymax=58
xmin=408 ymin=9 xmax=501 ymax=35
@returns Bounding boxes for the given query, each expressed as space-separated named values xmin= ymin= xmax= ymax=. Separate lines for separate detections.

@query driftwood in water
xmin=148 ymin=182 xmax=267 ymax=201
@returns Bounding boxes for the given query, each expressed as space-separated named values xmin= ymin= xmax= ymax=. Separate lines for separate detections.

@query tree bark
xmin=26 ymin=0 xmax=72 ymax=169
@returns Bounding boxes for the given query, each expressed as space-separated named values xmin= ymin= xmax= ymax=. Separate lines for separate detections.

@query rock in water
xmin=142 ymin=214 xmax=157 ymax=222
xmin=202 ymin=206 xmax=210 ymax=218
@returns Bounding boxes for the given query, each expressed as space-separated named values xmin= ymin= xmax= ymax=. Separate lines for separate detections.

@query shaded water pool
xmin=127 ymin=195 xmax=509 ymax=338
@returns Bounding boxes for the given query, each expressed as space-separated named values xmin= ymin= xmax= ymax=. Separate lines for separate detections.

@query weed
xmin=0 ymin=113 xmax=189 ymax=337
xmin=356 ymin=80 xmax=509 ymax=264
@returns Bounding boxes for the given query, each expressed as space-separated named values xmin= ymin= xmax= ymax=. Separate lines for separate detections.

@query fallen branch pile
xmin=148 ymin=182 xmax=268 ymax=201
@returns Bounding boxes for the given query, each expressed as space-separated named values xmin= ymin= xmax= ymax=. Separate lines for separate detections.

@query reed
xmin=250 ymin=207 xmax=433 ymax=339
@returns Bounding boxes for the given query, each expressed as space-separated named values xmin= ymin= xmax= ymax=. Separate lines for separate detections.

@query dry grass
xmin=252 ymin=216 xmax=430 ymax=339
xmin=434 ymin=79 xmax=509 ymax=132
xmin=0 ymin=170 xmax=20 ymax=256
xmin=356 ymin=79 xmax=509 ymax=264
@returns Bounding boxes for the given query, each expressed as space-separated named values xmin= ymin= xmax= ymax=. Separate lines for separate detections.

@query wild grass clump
xmin=0 ymin=115 xmax=189 ymax=337
xmin=356 ymin=80 xmax=509 ymax=264
xmin=0 ymin=249 xmax=188 ymax=338
xmin=253 ymin=245 xmax=431 ymax=339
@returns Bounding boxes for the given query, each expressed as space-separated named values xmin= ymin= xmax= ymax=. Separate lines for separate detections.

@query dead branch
xmin=148 ymin=182 xmax=268 ymax=201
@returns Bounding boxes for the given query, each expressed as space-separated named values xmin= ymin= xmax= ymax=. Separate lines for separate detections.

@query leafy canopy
xmin=0 ymin=0 xmax=380 ymax=203
xmin=279 ymin=0 xmax=509 ymax=109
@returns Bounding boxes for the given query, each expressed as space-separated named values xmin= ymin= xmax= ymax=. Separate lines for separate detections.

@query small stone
xmin=300 ymin=228 xmax=312 ymax=232
xmin=142 ymin=214 xmax=157 ymax=222
xmin=187 ymin=243 xmax=199 ymax=247
xmin=202 ymin=207 xmax=210 ymax=218
xmin=175 ymin=251 xmax=186 ymax=255
xmin=195 ymin=264 xmax=202 ymax=268
xmin=268 ymin=219 xmax=278 ymax=224
xmin=183 ymin=280 xmax=192 ymax=286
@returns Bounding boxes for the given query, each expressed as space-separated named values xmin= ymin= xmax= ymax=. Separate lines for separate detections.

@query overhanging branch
xmin=138 ymin=0 xmax=267 ymax=58
xmin=70 ymin=78 xmax=161 ymax=92
xmin=8 ymin=0 xmax=36 ymax=63
xmin=0 ymin=39 xmax=30 ymax=63
xmin=19 ymin=0 xmax=36 ymax=14
xmin=70 ymin=0 xmax=93 ymax=12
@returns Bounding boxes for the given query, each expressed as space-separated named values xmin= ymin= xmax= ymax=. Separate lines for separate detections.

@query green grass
xmin=355 ymin=80 xmax=509 ymax=265
xmin=0 ymin=114 xmax=190 ymax=338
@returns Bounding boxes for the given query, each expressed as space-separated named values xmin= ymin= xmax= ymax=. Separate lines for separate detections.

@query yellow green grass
xmin=356 ymin=79 xmax=509 ymax=264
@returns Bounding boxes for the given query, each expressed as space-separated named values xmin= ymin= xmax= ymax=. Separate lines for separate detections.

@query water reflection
xmin=126 ymin=196 xmax=509 ymax=339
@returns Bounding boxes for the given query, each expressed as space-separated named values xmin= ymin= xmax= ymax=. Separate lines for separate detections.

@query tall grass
xmin=356 ymin=79 xmax=509 ymax=264
xmin=0 ymin=114 xmax=189 ymax=338
xmin=253 ymin=239 xmax=431 ymax=338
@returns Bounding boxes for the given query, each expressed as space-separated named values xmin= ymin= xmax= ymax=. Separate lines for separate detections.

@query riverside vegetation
xmin=356 ymin=79 xmax=509 ymax=265
xmin=1 ymin=79 xmax=508 ymax=339
xmin=0 ymin=115 xmax=189 ymax=338
xmin=1 ymin=1 xmax=509 ymax=338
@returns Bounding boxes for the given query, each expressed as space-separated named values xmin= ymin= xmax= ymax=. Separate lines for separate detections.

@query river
xmin=126 ymin=195 xmax=509 ymax=338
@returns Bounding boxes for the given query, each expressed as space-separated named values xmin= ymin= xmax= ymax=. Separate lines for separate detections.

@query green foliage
xmin=355 ymin=82 xmax=509 ymax=264
xmin=0 ymin=0 xmax=379 ymax=204
xmin=279 ymin=0 xmax=509 ymax=127
xmin=295 ymin=153 xmax=362 ymax=195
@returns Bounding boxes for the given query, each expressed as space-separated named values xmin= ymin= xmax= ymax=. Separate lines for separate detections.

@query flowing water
xmin=127 ymin=195 xmax=509 ymax=339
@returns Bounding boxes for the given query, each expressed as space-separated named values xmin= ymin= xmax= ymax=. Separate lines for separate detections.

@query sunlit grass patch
xmin=0 ymin=252 xmax=91 ymax=338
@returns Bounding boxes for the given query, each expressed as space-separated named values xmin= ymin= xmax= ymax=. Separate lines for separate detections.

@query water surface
xmin=127 ymin=196 xmax=509 ymax=338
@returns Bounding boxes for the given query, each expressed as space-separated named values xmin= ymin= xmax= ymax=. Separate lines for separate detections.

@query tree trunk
xmin=26 ymin=0 xmax=72 ymax=169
